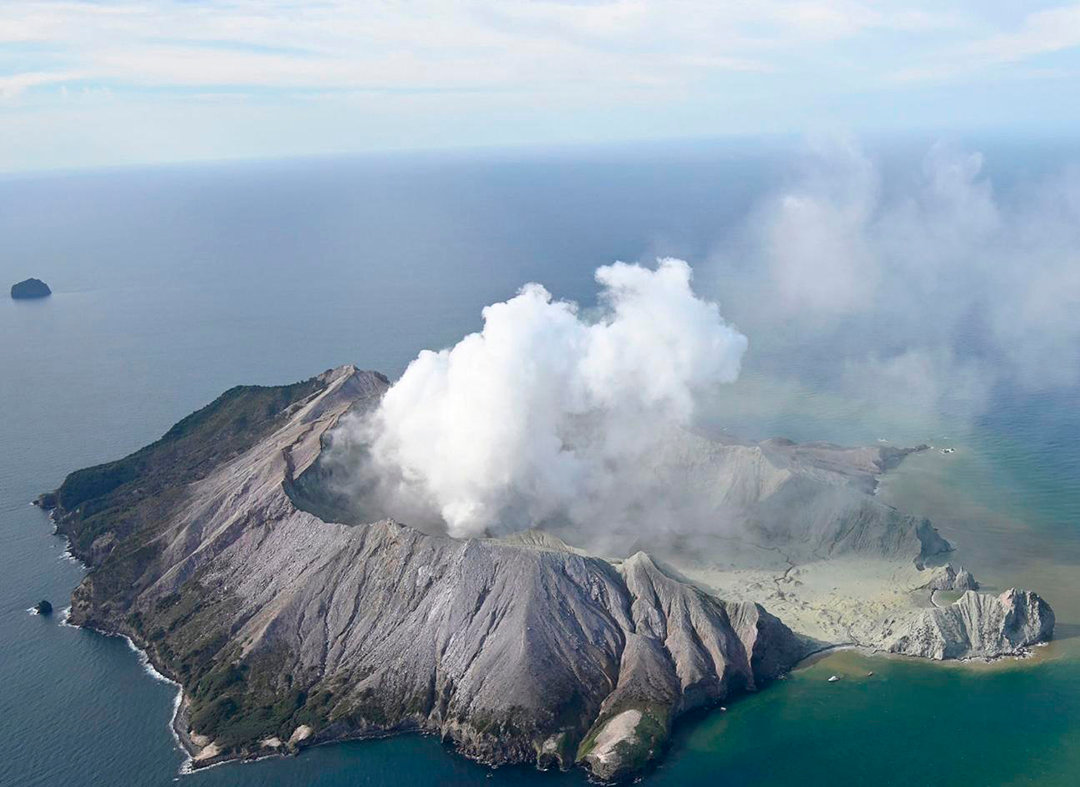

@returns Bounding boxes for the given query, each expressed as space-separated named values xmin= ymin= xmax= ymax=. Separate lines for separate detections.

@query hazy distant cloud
xmin=710 ymin=137 xmax=1080 ymax=425
xmin=964 ymin=4 xmax=1080 ymax=63
xmin=0 ymin=70 xmax=87 ymax=100
xmin=758 ymin=135 xmax=881 ymax=316
xmin=2 ymin=0 xmax=938 ymax=98
xmin=2 ymin=1 xmax=1080 ymax=169
xmin=892 ymin=3 xmax=1080 ymax=83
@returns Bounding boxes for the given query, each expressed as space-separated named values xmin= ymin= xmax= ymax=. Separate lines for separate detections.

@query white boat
xmin=828 ymin=675 xmax=840 ymax=682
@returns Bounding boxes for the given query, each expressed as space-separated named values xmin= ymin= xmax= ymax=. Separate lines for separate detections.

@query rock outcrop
xmin=954 ymin=567 xmax=979 ymax=591
xmin=926 ymin=563 xmax=979 ymax=592
xmin=10 ymin=278 xmax=51 ymax=299
xmin=888 ymin=588 xmax=1054 ymax=660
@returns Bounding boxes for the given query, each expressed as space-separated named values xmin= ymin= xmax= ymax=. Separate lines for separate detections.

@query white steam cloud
xmin=360 ymin=258 xmax=746 ymax=538
xmin=706 ymin=136 xmax=1080 ymax=429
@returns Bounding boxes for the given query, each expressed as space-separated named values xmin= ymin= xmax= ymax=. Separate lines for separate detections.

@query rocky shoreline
xmin=77 ymin=611 xmax=1057 ymax=779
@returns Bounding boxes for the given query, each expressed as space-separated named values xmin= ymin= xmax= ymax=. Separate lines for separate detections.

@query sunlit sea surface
xmin=2 ymin=143 xmax=1078 ymax=786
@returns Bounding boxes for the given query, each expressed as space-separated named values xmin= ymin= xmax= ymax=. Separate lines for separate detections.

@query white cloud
xmin=0 ymin=70 xmax=86 ymax=100
xmin=0 ymin=0 xmax=962 ymax=96
xmin=964 ymin=4 xmax=1080 ymax=63
xmin=892 ymin=3 xmax=1080 ymax=83
xmin=759 ymin=136 xmax=880 ymax=315
xmin=2 ymin=1 xmax=1079 ymax=168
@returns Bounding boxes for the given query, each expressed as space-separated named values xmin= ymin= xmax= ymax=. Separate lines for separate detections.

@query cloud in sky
xmin=3 ymin=1 xmax=1080 ymax=169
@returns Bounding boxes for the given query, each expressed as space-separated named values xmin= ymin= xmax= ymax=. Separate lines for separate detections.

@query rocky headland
xmin=40 ymin=365 xmax=1055 ymax=781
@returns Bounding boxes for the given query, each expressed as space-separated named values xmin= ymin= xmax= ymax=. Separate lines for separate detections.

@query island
xmin=11 ymin=278 xmax=51 ymax=299
xmin=39 ymin=365 xmax=1054 ymax=782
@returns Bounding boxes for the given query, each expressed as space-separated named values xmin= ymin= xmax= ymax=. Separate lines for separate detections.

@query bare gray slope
xmin=559 ymin=428 xmax=947 ymax=567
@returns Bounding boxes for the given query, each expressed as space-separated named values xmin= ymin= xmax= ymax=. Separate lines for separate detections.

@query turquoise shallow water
xmin=1 ymin=147 xmax=1078 ymax=786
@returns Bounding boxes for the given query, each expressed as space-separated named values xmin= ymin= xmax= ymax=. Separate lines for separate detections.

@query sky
xmin=3 ymin=1 xmax=1080 ymax=172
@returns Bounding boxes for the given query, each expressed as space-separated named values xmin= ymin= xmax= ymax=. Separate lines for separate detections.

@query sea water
xmin=1 ymin=142 xmax=1078 ymax=786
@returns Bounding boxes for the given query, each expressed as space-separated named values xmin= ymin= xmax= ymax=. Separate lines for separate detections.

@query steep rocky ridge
xmin=559 ymin=427 xmax=950 ymax=569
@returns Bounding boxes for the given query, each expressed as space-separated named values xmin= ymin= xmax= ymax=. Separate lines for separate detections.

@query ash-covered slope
xmin=604 ymin=431 xmax=1052 ymax=656
xmin=46 ymin=365 xmax=802 ymax=781
xmin=587 ymin=428 xmax=947 ymax=565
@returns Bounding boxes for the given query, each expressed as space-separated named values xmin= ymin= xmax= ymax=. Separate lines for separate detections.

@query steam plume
xmin=705 ymin=137 xmax=1080 ymax=430
xmin=359 ymin=258 xmax=746 ymax=538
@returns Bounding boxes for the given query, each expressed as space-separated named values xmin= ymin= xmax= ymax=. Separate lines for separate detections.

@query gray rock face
xmin=223 ymin=527 xmax=797 ymax=780
xmin=576 ymin=552 xmax=802 ymax=781
xmin=540 ymin=429 xmax=951 ymax=569
xmin=10 ymin=278 xmax=51 ymax=299
xmin=888 ymin=588 xmax=1054 ymax=660
xmin=955 ymin=569 xmax=979 ymax=591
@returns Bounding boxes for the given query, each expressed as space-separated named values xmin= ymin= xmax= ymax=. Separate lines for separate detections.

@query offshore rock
xmin=11 ymin=278 xmax=51 ymax=299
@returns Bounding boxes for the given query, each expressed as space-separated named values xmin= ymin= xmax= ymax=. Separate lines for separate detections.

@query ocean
xmin=1 ymin=141 xmax=1078 ymax=786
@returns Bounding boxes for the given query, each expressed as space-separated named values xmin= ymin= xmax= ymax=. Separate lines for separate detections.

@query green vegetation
xmin=576 ymin=700 xmax=671 ymax=776
xmin=606 ymin=707 xmax=667 ymax=774
xmin=184 ymin=647 xmax=312 ymax=750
